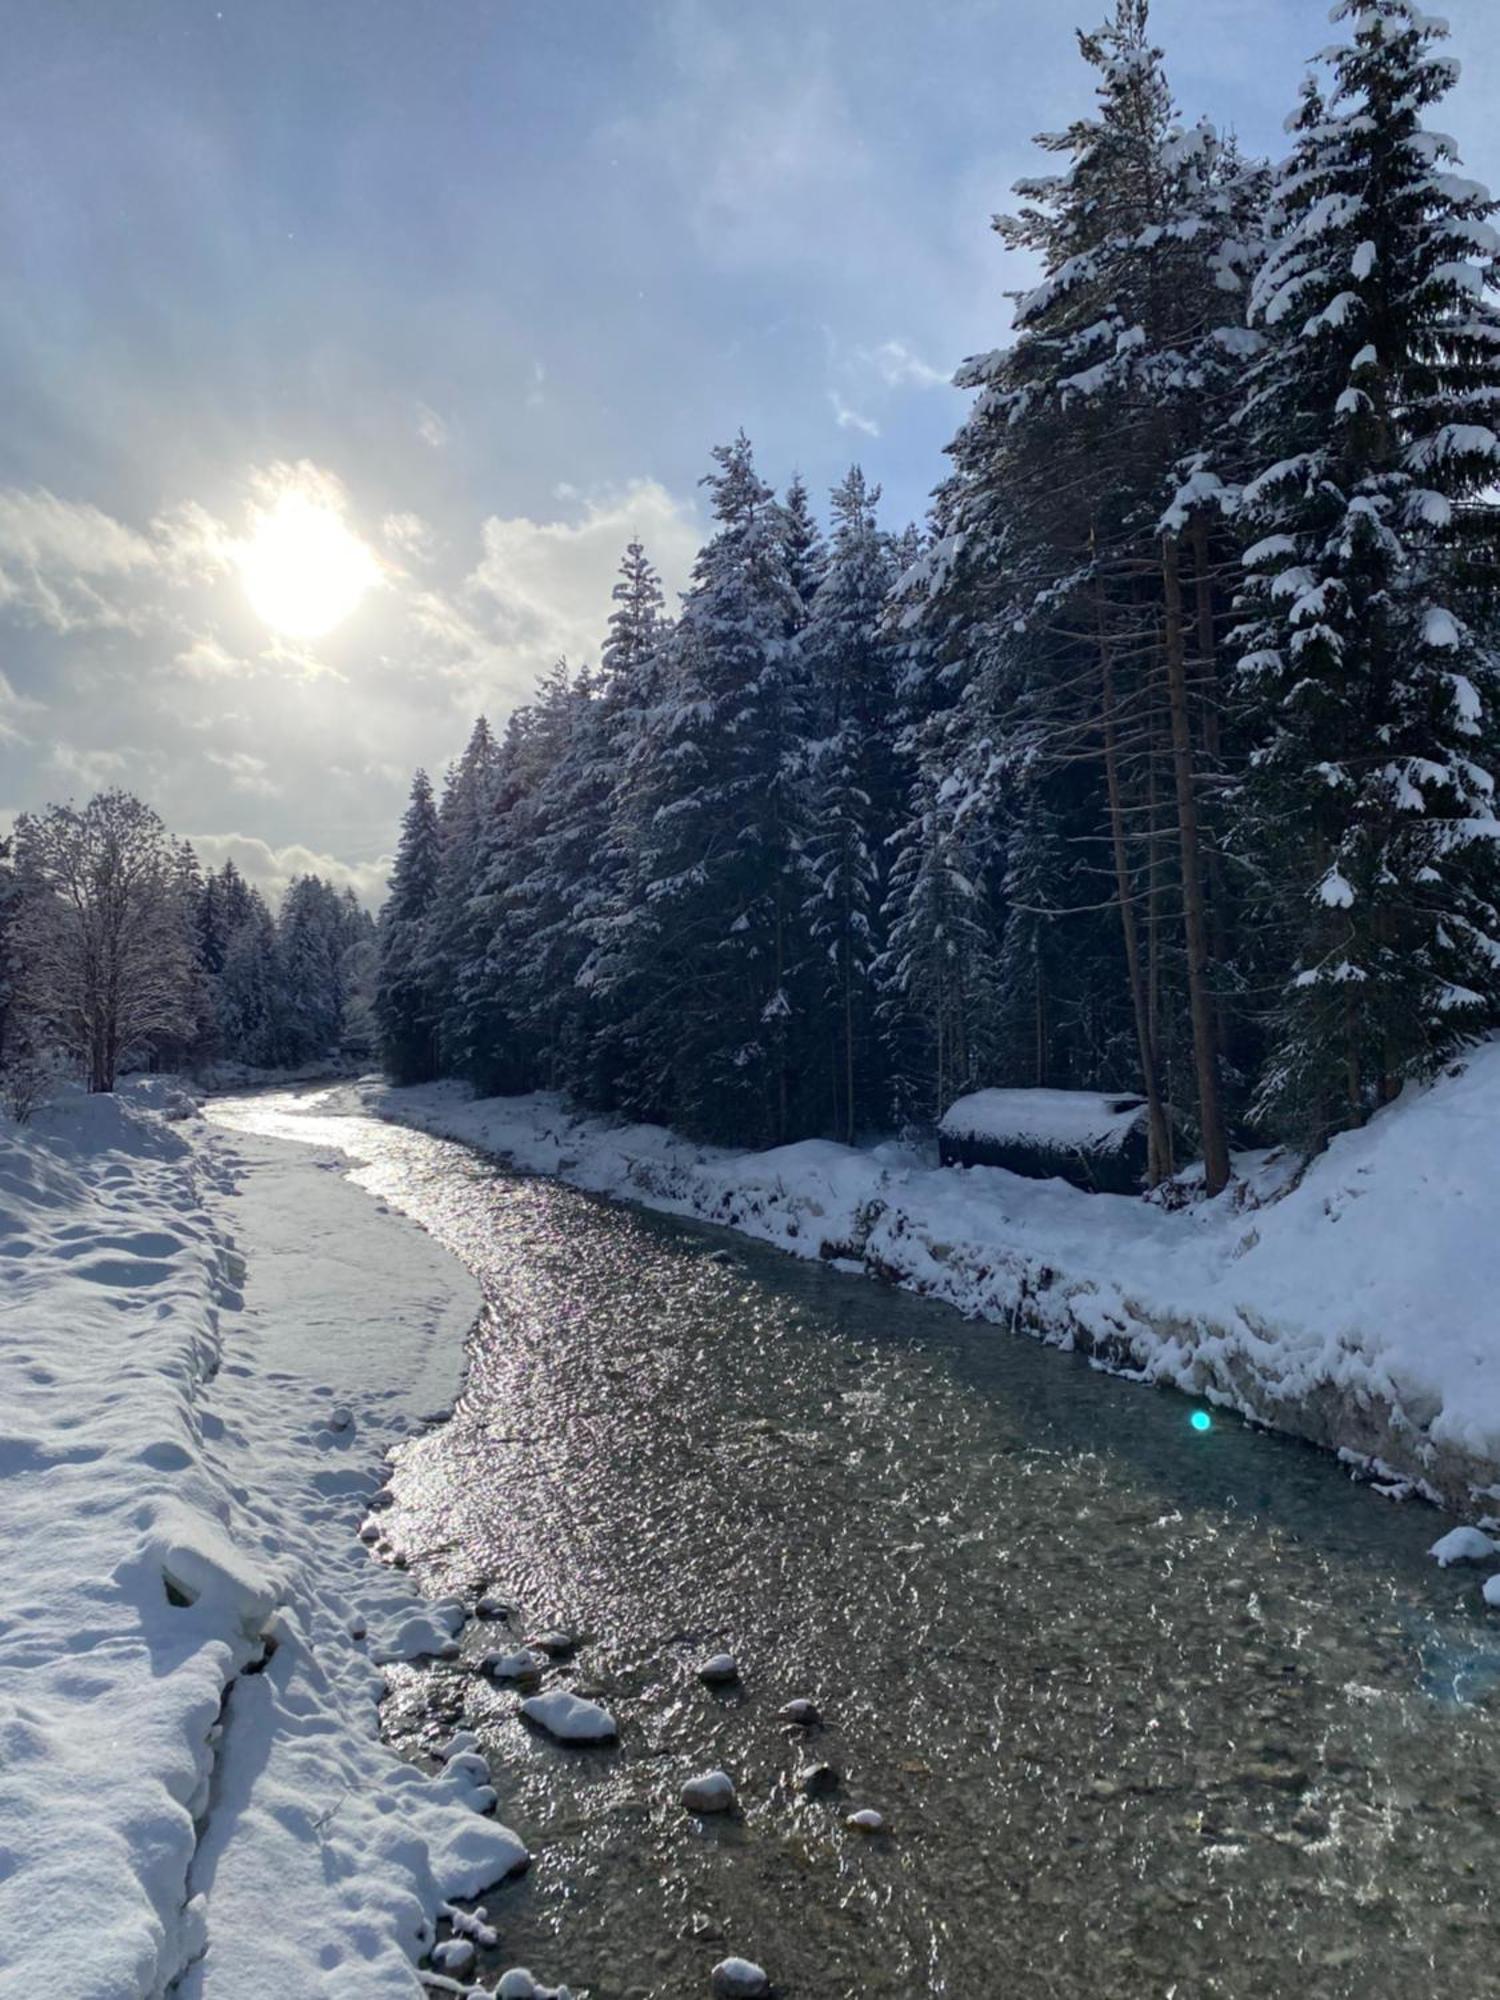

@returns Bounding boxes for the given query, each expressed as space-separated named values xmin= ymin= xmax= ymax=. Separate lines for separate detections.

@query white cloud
xmin=0 ymin=488 xmax=160 ymax=633
xmin=0 ymin=669 xmax=41 ymax=744
xmin=829 ymin=391 xmax=880 ymax=437
xmin=864 ymin=338 xmax=952 ymax=390
xmin=416 ymin=403 xmax=450 ymax=449
xmin=173 ymin=634 xmax=251 ymax=680
xmin=46 ymin=741 xmax=133 ymax=792
xmin=186 ymin=832 xmax=392 ymax=910
xmin=458 ymin=478 xmax=700 ymax=693
xmin=206 ymin=749 xmax=280 ymax=797
xmin=382 ymin=511 xmax=436 ymax=564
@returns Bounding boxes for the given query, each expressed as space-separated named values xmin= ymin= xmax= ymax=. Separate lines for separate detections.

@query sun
xmin=236 ymin=485 xmax=381 ymax=639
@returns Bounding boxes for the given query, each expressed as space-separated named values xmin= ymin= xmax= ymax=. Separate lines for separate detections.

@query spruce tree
xmin=375 ymin=769 xmax=443 ymax=1083
xmin=1235 ymin=1 xmax=1500 ymax=1144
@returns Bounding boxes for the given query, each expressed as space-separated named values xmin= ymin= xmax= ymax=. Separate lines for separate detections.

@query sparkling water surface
xmin=209 ymin=1090 xmax=1500 ymax=2000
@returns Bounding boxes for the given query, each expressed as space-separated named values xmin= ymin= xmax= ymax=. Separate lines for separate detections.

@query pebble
xmin=846 ymin=1808 xmax=885 ymax=1832
xmin=710 ymin=1959 xmax=771 ymax=1998
xmin=698 ymin=1653 xmax=740 ymax=1685
xmin=777 ymin=1698 xmax=820 ymax=1726
xmin=797 ymin=1762 xmax=839 ymax=1797
xmin=357 ymin=1520 xmax=381 ymax=1544
xmin=682 ymin=1769 xmax=737 ymax=1814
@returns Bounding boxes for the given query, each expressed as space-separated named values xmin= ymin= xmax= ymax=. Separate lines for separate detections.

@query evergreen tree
xmin=801 ymin=467 xmax=900 ymax=1139
xmin=375 ymin=769 xmax=443 ymax=1083
xmin=780 ymin=474 xmax=827 ymax=619
xmin=1235 ymin=0 xmax=1500 ymax=1143
xmin=429 ymin=717 xmax=502 ymax=1076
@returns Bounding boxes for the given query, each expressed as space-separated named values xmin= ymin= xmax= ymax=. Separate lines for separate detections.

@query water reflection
xmin=210 ymin=1090 xmax=1500 ymax=2000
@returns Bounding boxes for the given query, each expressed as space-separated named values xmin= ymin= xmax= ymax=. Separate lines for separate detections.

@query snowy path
xmin=0 ymin=1084 xmax=525 ymax=2000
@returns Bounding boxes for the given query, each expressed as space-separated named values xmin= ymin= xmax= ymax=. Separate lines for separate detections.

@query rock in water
xmin=483 ymin=1646 xmax=549 ymax=1680
xmin=477 ymin=1592 xmax=513 ymax=1619
xmin=711 ymin=1959 xmax=771 ymax=1998
xmin=497 ymin=1973 xmax=576 ymax=2000
xmin=681 ymin=1769 xmax=737 ymax=1814
xmin=519 ymin=1689 xmax=618 ymax=1743
xmin=797 ymin=1761 xmax=838 ymax=1797
xmin=698 ymin=1652 xmax=740 ymax=1685
xmin=1430 ymin=1525 xmax=1500 ymax=1566
xmin=1483 ymin=1574 xmax=1500 ymax=1610
xmin=431 ymin=1938 xmax=475 ymax=1976
xmin=328 ymin=1404 xmax=353 ymax=1432
xmin=846 ymin=1807 xmax=885 ymax=1832
xmin=528 ymin=1629 xmax=578 ymax=1658
xmin=777 ymin=1698 xmax=820 ymax=1726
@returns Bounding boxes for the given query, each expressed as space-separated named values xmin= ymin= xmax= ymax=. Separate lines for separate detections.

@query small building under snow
xmin=938 ymin=1088 xmax=1154 ymax=1195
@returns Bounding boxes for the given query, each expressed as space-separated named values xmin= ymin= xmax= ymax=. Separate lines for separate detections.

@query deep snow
xmin=0 ymin=1080 xmax=526 ymax=1999
xmin=357 ymin=1044 xmax=1500 ymax=1513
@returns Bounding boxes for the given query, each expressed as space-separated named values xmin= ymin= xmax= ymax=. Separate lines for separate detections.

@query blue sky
xmin=3 ymin=0 xmax=1499 ymax=902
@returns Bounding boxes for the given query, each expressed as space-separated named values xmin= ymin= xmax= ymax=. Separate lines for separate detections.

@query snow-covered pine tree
xmin=780 ymin=474 xmax=827 ymax=620
xmin=375 ymin=769 xmax=443 ymax=1083
xmin=909 ymin=0 xmax=1262 ymax=1183
xmin=1235 ymin=1 xmax=1500 ymax=1146
xmin=616 ymin=435 xmax=810 ymax=1143
xmin=277 ymin=876 xmax=350 ymax=1064
xmin=217 ymin=886 xmax=285 ymax=1067
xmin=801 ymin=467 xmax=900 ymax=1140
xmin=427 ymin=717 xmax=501 ymax=1077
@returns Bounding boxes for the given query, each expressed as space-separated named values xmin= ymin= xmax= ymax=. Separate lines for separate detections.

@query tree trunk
xmin=1096 ymin=594 xmax=1172 ymax=1186
xmin=1162 ymin=535 xmax=1231 ymax=1195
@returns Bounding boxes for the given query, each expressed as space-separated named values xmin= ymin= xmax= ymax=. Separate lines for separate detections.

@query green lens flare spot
xmin=1190 ymin=1409 xmax=1213 ymax=1433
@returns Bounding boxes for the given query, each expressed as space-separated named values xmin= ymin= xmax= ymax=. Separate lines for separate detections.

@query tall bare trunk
xmin=1096 ymin=589 xmax=1172 ymax=1186
xmin=1162 ymin=535 xmax=1230 ymax=1195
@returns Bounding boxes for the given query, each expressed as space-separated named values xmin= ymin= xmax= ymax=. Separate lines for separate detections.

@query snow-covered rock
xmin=681 ymin=1769 xmax=737 ymax=1814
xmin=519 ymin=1689 xmax=618 ymax=1742
xmin=477 ymin=1592 xmax=513 ymax=1619
xmin=431 ymin=1937 xmax=476 ymax=1975
xmin=497 ymin=1968 xmax=576 ymax=2000
xmin=846 ymin=1808 xmax=886 ymax=1832
xmin=1430 ymin=1525 xmax=1499 ymax=1565
xmin=527 ymin=1628 xmax=578 ymax=1657
xmin=711 ymin=1958 xmax=772 ymax=1998
xmin=484 ymin=1646 xmax=550 ymax=1680
xmin=797 ymin=1761 xmax=838 ymax=1796
xmin=698 ymin=1651 xmax=740 ymax=1684
xmin=1483 ymin=1574 xmax=1500 ymax=1610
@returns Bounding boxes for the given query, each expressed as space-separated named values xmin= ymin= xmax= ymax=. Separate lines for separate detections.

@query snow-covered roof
xmin=939 ymin=1087 xmax=1148 ymax=1155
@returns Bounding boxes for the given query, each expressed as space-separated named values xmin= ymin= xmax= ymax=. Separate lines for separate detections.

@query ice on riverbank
xmin=359 ymin=1043 xmax=1500 ymax=1511
xmin=0 ymin=1082 xmax=527 ymax=1998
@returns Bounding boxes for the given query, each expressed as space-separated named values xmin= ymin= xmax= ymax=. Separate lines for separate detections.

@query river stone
xmin=1430 ymin=1525 xmax=1499 ymax=1566
xmin=682 ymin=1769 xmax=737 ymax=1814
xmin=797 ymin=1762 xmax=838 ymax=1797
xmin=328 ymin=1404 xmax=353 ymax=1432
xmin=710 ymin=1959 xmax=771 ymax=1998
xmin=777 ymin=1698 xmax=820 ymax=1726
xmin=431 ymin=1938 xmax=476 ymax=1976
xmin=698 ymin=1653 xmax=740 ymax=1685
xmin=529 ymin=1629 xmax=578 ymax=1658
xmin=1484 ymin=1574 xmax=1500 ymax=1610
xmin=477 ymin=1593 xmax=513 ymax=1619
xmin=519 ymin=1689 xmax=618 ymax=1743
xmin=484 ymin=1646 xmax=549 ymax=1680
xmin=846 ymin=1807 xmax=886 ymax=1832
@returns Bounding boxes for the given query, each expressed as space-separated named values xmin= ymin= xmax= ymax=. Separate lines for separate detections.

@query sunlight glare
xmin=236 ymin=486 xmax=381 ymax=639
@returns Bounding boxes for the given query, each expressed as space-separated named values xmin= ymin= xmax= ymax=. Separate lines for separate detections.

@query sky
xmin=3 ymin=0 xmax=1499 ymax=906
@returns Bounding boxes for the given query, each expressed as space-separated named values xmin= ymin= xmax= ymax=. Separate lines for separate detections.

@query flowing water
xmin=209 ymin=1088 xmax=1500 ymax=2000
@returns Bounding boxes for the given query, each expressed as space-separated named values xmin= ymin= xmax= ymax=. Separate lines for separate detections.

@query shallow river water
xmin=211 ymin=1089 xmax=1500 ymax=2000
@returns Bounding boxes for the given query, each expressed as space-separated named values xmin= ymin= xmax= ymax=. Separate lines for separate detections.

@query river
xmin=207 ymin=1087 xmax=1500 ymax=2000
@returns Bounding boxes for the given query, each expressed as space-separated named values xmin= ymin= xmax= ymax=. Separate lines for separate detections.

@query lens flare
xmin=1190 ymin=1409 xmax=1213 ymax=1433
xmin=236 ymin=485 xmax=380 ymax=639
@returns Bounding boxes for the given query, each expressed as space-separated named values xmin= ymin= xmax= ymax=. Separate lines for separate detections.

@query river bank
xmin=0 ymin=1081 xmax=525 ymax=1999
xmin=354 ymin=1049 xmax=1500 ymax=1517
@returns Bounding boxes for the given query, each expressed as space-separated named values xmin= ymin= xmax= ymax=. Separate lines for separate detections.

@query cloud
xmin=173 ymin=634 xmax=252 ymax=680
xmin=382 ymin=511 xmax=436 ymax=564
xmin=206 ymin=749 xmax=280 ymax=797
xmin=457 ymin=478 xmax=700 ymax=694
xmin=415 ymin=403 xmax=450 ymax=449
xmin=46 ymin=741 xmax=133 ymax=791
xmin=829 ymin=391 xmax=880 ymax=437
xmin=186 ymin=831 xmax=392 ymax=910
xmin=0 ymin=669 xmax=41 ymax=744
xmin=864 ymin=338 xmax=952 ymax=390
xmin=0 ymin=488 xmax=160 ymax=633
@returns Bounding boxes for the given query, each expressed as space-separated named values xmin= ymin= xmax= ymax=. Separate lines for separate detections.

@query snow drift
xmin=0 ymin=1081 xmax=526 ymax=1999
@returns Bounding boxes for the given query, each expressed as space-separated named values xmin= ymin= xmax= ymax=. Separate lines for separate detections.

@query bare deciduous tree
xmin=15 ymin=790 xmax=197 ymax=1092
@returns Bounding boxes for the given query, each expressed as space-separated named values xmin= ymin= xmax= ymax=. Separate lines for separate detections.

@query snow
xmin=0 ymin=1082 xmax=527 ymax=1999
xmin=1429 ymin=1525 xmax=1498 ymax=1565
xmin=362 ymin=1049 xmax=1500 ymax=1510
xmin=517 ymin=1690 xmax=618 ymax=1743
xmin=939 ymin=1087 xmax=1147 ymax=1156
xmin=1484 ymin=1575 xmax=1500 ymax=1610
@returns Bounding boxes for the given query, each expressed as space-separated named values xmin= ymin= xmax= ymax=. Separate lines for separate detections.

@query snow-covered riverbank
xmin=358 ymin=1048 xmax=1500 ymax=1516
xmin=0 ymin=1082 xmax=525 ymax=1999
